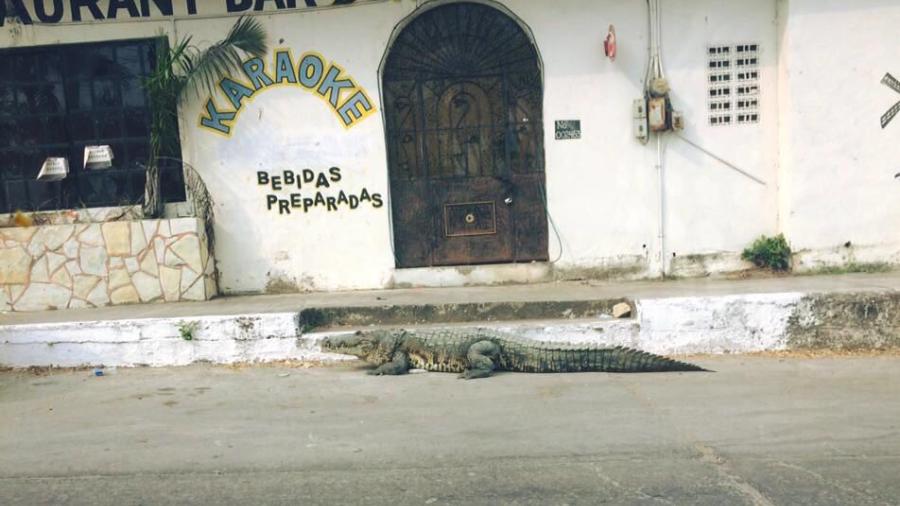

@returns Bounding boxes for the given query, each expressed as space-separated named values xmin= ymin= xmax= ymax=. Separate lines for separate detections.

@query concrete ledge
xmin=0 ymin=312 xmax=299 ymax=344
xmin=3 ymin=274 xmax=900 ymax=368
xmin=787 ymin=292 xmax=900 ymax=350
xmin=638 ymin=293 xmax=807 ymax=354
xmin=0 ymin=312 xmax=313 ymax=367
xmin=303 ymin=293 xmax=807 ymax=356
xmin=1 ymin=339 xmax=333 ymax=368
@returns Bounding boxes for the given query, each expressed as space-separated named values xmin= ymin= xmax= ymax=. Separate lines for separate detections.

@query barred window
xmin=0 ymin=38 xmax=185 ymax=213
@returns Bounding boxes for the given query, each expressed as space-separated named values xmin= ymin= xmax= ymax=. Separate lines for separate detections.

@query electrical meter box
xmin=633 ymin=98 xmax=649 ymax=141
xmin=648 ymin=97 xmax=668 ymax=132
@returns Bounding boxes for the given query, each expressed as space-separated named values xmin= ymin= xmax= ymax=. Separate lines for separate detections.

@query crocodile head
xmin=321 ymin=330 xmax=400 ymax=364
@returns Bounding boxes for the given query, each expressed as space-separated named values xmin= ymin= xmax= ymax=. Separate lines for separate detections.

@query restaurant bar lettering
xmin=0 ymin=0 xmax=370 ymax=26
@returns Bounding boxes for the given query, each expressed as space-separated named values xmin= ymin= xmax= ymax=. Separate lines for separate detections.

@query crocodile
xmin=321 ymin=329 xmax=707 ymax=380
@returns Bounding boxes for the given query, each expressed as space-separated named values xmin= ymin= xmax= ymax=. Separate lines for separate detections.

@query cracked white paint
xmin=636 ymin=293 xmax=806 ymax=354
xmin=0 ymin=312 xmax=329 ymax=367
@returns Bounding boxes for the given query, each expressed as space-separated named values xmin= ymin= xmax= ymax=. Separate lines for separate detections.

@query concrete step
xmin=296 ymin=297 xmax=631 ymax=329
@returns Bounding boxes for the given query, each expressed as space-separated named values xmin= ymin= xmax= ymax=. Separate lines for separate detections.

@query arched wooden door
xmin=383 ymin=2 xmax=548 ymax=268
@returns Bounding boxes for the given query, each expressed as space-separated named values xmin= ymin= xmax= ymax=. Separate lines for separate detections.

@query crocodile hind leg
xmin=459 ymin=340 xmax=501 ymax=380
xmin=368 ymin=352 xmax=410 ymax=376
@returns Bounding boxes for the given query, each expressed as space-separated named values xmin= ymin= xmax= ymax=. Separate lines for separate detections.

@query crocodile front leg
xmin=367 ymin=351 xmax=411 ymax=376
xmin=459 ymin=340 xmax=501 ymax=380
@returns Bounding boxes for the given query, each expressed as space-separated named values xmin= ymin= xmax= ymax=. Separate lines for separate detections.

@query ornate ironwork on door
xmin=383 ymin=1 xmax=548 ymax=268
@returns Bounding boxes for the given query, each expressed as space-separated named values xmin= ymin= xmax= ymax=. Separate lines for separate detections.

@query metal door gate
xmin=383 ymin=2 xmax=548 ymax=267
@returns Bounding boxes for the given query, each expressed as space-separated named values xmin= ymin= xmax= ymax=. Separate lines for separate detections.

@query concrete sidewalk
xmin=2 ymin=356 xmax=899 ymax=505
xmin=2 ymin=272 xmax=900 ymax=368
xmin=3 ymin=271 xmax=900 ymax=326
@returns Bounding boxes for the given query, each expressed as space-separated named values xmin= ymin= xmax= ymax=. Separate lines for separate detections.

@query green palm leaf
xmin=142 ymin=16 xmax=268 ymax=218
xmin=179 ymin=16 xmax=268 ymax=100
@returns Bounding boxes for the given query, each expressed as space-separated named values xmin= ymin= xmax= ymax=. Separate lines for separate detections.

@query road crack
xmin=618 ymin=379 xmax=775 ymax=506
xmin=694 ymin=443 xmax=775 ymax=506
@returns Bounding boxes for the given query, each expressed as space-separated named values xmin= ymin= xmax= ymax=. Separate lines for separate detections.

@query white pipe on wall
xmin=647 ymin=0 xmax=668 ymax=277
xmin=656 ymin=134 xmax=667 ymax=277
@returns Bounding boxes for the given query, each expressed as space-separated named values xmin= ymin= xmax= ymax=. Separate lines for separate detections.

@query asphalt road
xmin=2 ymin=356 xmax=899 ymax=505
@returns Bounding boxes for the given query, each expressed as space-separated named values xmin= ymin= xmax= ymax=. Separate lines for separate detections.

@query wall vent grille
xmin=708 ymin=43 xmax=760 ymax=126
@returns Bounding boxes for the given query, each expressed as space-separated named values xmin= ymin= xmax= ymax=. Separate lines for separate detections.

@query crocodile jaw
xmin=320 ymin=333 xmax=375 ymax=359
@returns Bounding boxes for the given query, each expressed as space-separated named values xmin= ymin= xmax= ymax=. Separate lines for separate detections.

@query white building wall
xmin=503 ymin=0 xmax=659 ymax=274
xmin=661 ymin=0 xmax=778 ymax=264
xmin=178 ymin=6 xmax=401 ymax=293
xmin=777 ymin=0 xmax=900 ymax=270
xmin=177 ymin=0 xmax=782 ymax=293
xmin=13 ymin=0 xmax=881 ymax=296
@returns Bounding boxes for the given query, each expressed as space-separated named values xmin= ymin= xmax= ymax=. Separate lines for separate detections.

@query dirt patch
xmin=738 ymin=348 xmax=900 ymax=359
xmin=265 ymin=276 xmax=301 ymax=295
xmin=674 ymin=349 xmax=900 ymax=361
xmin=223 ymin=359 xmax=352 ymax=370
xmin=1 ymin=365 xmax=98 ymax=376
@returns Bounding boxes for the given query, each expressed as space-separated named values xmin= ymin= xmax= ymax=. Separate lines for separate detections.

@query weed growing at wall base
xmin=178 ymin=321 xmax=199 ymax=341
xmin=742 ymin=234 xmax=792 ymax=271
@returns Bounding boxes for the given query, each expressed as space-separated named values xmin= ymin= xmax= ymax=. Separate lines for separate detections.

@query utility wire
xmin=674 ymin=133 xmax=768 ymax=186
xmin=539 ymin=180 xmax=565 ymax=264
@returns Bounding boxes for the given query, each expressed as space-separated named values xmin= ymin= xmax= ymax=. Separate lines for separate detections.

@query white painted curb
xmin=0 ymin=292 xmax=809 ymax=368
xmin=0 ymin=312 xmax=324 ymax=367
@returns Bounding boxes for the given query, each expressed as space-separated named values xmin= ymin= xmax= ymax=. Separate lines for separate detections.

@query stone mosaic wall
xmin=0 ymin=218 xmax=216 ymax=312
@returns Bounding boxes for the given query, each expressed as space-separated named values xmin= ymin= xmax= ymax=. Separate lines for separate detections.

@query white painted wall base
xmin=792 ymin=242 xmax=900 ymax=272
xmin=390 ymin=263 xmax=552 ymax=288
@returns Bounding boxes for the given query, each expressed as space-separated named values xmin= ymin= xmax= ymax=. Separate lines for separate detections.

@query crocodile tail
xmin=497 ymin=338 xmax=707 ymax=373
xmin=603 ymin=346 xmax=708 ymax=373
